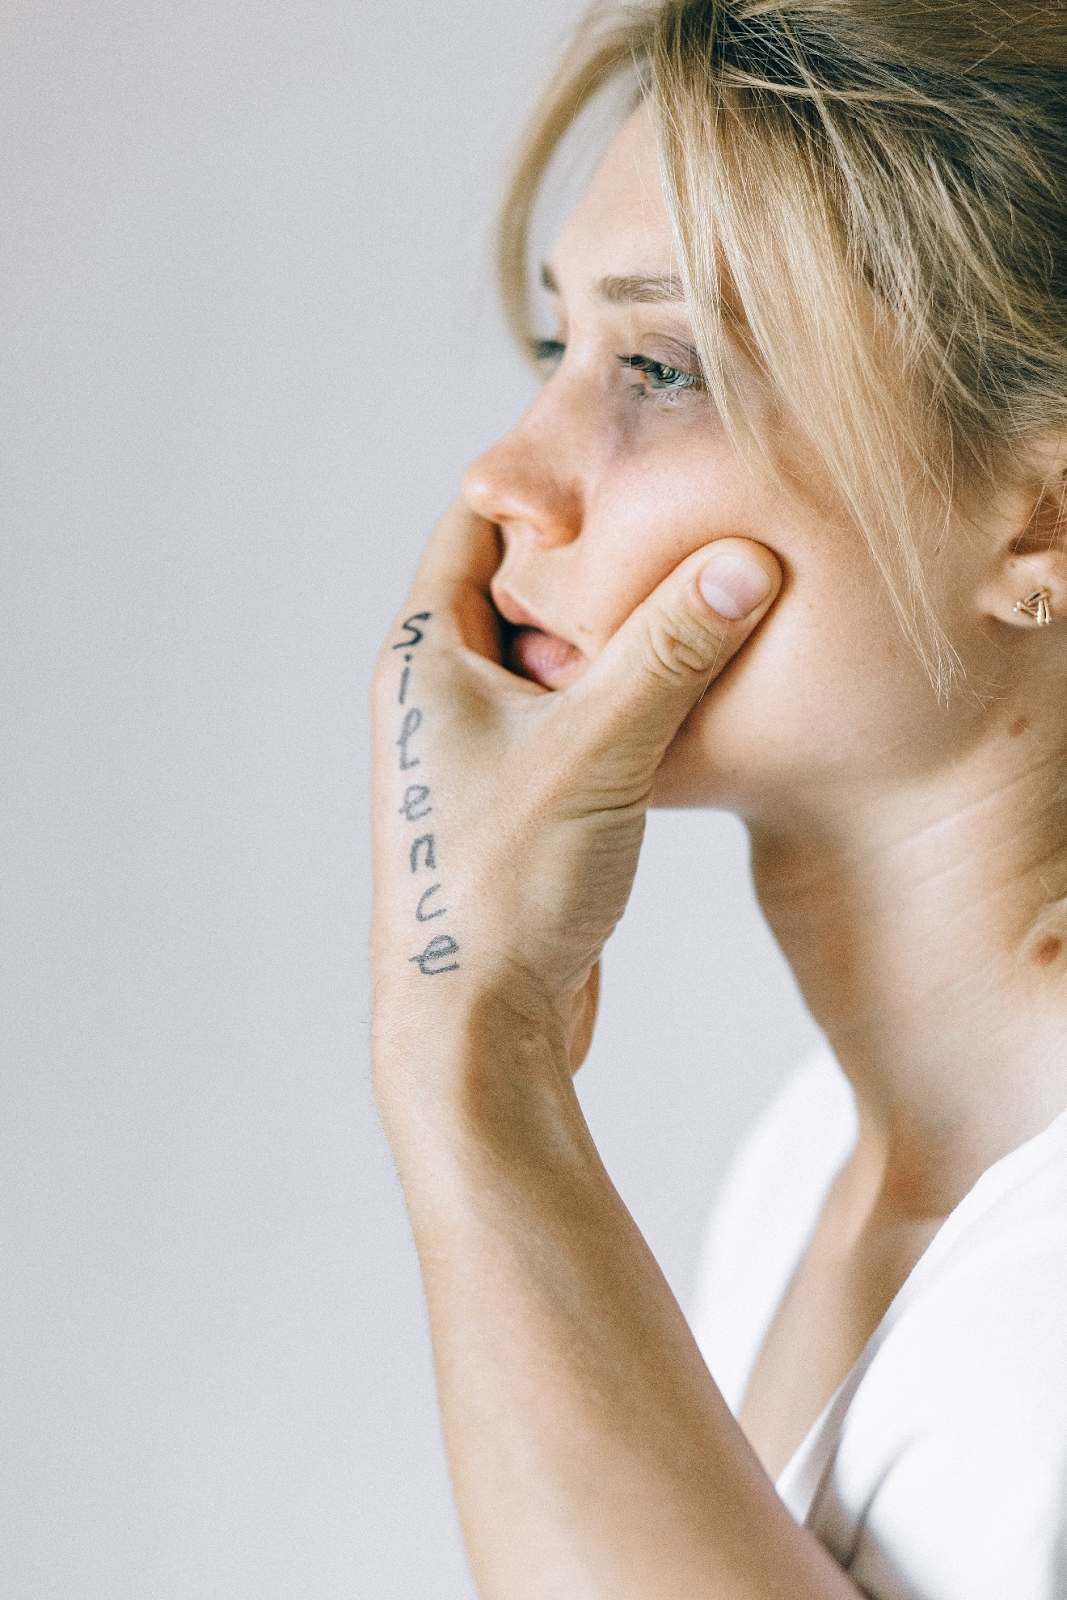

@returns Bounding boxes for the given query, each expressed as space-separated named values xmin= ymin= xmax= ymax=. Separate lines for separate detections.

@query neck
xmin=749 ymin=743 xmax=1067 ymax=1215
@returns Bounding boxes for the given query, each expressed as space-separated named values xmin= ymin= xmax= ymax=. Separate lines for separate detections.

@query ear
xmin=978 ymin=448 xmax=1067 ymax=629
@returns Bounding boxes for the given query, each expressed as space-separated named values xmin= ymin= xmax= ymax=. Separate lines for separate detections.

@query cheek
xmin=651 ymin=569 xmax=949 ymax=806
xmin=568 ymin=452 xmax=759 ymax=645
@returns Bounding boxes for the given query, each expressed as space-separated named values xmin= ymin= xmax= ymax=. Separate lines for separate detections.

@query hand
xmin=370 ymin=502 xmax=781 ymax=1096
xmin=365 ymin=508 xmax=867 ymax=1600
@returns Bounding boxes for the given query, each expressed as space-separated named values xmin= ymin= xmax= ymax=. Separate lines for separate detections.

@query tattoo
xmin=409 ymin=933 xmax=459 ymax=975
xmin=399 ymin=785 xmax=431 ymax=822
xmin=389 ymin=612 xmax=460 ymax=975
xmin=397 ymin=707 xmax=422 ymax=770
xmin=392 ymin=612 xmax=431 ymax=650
xmin=415 ymin=884 xmax=446 ymax=921
xmin=410 ymin=834 xmax=435 ymax=872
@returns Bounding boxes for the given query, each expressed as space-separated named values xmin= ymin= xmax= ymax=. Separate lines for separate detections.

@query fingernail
xmin=698 ymin=552 xmax=774 ymax=620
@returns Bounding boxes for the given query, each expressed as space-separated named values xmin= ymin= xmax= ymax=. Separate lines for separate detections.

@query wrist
xmin=371 ymin=982 xmax=578 ymax=1156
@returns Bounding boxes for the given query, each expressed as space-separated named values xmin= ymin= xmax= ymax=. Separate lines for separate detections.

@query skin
xmin=370 ymin=103 xmax=1067 ymax=1595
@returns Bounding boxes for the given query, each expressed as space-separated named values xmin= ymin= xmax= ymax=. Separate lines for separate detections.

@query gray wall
xmin=1 ymin=4 xmax=821 ymax=1596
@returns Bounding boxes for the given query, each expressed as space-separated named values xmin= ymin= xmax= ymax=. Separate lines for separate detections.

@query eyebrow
xmin=540 ymin=263 xmax=686 ymax=305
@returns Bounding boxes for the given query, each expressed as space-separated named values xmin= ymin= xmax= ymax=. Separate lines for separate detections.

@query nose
xmin=461 ymin=381 xmax=587 ymax=549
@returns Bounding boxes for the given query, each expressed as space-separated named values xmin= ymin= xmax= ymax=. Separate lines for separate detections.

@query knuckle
xmin=644 ymin=606 xmax=722 ymax=680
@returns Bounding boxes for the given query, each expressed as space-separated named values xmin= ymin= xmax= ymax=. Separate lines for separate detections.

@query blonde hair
xmin=497 ymin=1 xmax=1067 ymax=683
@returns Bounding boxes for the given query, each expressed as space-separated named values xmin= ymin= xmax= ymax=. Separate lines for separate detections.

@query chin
xmin=650 ymin=736 xmax=739 ymax=810
xmin=650 ymin=767 xmax=732 ymax=810
xmin=649 ymin=692 xmax=781 ymax=813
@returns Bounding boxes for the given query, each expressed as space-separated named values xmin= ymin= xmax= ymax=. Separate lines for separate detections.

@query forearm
xmin=377 ymin=1007 xmax=861 ymax=1600
xmin=369 ymin=511 xmax=817 ymax=1594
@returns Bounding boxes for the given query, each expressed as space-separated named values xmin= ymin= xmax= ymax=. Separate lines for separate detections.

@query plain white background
xmin=1 ymin=3 xmax=821 ymax=1595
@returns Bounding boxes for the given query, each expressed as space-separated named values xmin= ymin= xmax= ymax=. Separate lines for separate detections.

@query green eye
xmin=620 ymin=354 xmax=703 ymax=392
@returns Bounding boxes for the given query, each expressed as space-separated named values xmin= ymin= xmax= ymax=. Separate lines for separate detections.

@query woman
xmin=370 ymin=2 xmax=1067 ymax=1595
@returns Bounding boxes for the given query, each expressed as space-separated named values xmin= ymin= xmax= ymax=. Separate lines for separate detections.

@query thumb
xmin=567 ymin=537 xmax=782 ymax=774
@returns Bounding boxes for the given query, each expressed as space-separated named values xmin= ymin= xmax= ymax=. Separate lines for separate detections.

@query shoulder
xmin=688 ymin=1043 xmax=856 ymax=1413
xmin=817 ymin=1111 xmax=1067 ymax=1599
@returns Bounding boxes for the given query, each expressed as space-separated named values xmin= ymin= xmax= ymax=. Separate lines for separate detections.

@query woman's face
xmin=462 ymin=106 xmax=1008 ymax=818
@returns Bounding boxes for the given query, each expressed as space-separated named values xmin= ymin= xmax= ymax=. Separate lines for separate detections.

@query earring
xmin=1014 ymin=588 xmax=1053 ymax=626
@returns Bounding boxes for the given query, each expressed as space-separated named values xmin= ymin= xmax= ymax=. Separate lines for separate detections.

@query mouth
xmin=507 ymin=626 xmax=585 ymax=689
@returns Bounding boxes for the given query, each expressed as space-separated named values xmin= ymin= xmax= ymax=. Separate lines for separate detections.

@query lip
xmin=493 ymin=585 xmax=586 ymax=689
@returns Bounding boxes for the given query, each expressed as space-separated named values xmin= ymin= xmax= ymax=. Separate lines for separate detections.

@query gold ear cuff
xmin=1014 ymin=589 xmax=1053 ymax=626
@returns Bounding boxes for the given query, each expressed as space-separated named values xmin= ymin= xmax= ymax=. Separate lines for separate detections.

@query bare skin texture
xmin=370 ymin=106 xmax=1067 ymax=1596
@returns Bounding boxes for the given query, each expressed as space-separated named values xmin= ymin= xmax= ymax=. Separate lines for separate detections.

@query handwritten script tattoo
xmin=409 ymin=933 xmax=459 ymax=976
xmin=415 ymin=884 xmax=446 ymax=921
xmin=390 ymin=612 xmax=460 ymax=975
xmin=397 ymin=708 xmax=422 ymax=770
xmin=392 ymin=613 xmax=430 ymax=650
xmin=410 ymin=834 xmax=435 ymax=872
xmin=400 ymin=785 xmax=431 ymax=822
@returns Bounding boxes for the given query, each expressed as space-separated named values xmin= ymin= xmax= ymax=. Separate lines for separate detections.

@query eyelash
xmin=528 ymin=339 xmax=705 ymax=398
xmin=620 ymin=353 xmax=705 ymax=394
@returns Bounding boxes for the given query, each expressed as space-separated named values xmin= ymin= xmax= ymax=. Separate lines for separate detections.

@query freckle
xmin=1033 ymin=935 xmax=1063 ymax=967
xmin=1008 ymin=716 xmax=1029 ymax=737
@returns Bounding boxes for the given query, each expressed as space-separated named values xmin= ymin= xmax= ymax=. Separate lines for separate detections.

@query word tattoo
xmin=392 ymin=612 xmax=430 ymax=650
xmin=409 ymin=934 xmax=459 ymax=976
xmin=410 ymin=834 xmax=435 ymax=872
xmin=416 ymin=884 xmax=446 ymax=922
xmin=400 ymin=785 xmax=431 ymax=822
xmin=390 ymin=611 xmax=460 ymax=976
xmin=397 ymin=708 xmax=422 ymax=770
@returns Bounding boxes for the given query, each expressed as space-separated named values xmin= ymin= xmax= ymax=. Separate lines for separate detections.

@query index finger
xmin=395 ymin=501 xmax=503 ymax=660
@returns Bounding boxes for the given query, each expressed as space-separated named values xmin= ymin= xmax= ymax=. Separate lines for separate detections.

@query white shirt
xmin=688 ymin=1045 xmax=1067 ymax=1599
